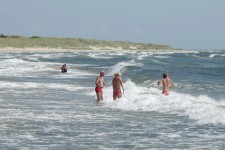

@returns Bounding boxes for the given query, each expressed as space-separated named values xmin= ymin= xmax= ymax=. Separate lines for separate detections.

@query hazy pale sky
xmin=1 ymin=0 xmax=225 ymax=49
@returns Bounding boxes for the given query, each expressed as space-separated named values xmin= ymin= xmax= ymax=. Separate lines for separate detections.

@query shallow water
xmin=0 ymin=50 xmax=225 ymax=149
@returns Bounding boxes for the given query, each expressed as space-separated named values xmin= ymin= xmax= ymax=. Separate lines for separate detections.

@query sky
xmin=1 ymin=0 xmax=225 ymax=49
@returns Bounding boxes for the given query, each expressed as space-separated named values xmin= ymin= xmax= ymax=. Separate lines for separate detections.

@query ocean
xmin=0 ymin=49 xmax=225 ymax=149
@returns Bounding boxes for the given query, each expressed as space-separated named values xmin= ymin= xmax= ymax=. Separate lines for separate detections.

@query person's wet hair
xmin=162 ymin=73 xmax=167 ymax=78
xmin=100 ymin=71 xmax=105 ymax=76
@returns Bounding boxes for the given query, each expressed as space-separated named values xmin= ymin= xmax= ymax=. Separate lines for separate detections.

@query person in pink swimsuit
xmin=158 ymin=73 xmax=174 ymax=96
xmin=112 ymin=72 xmax=124 ymax=100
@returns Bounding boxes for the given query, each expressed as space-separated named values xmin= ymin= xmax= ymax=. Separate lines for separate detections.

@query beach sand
xmin=0 ymin=47 xmax=176 ymax=53
xmin=0 ymin=47 xmax=126 ymax=53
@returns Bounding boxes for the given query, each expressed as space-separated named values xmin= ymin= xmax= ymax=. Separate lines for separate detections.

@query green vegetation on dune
xmin=0 ymin=34 xmax=175 ymax=50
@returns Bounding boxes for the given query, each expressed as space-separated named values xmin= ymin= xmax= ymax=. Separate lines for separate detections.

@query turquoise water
xmin=0 ymin=50 xmax=225 ymax=149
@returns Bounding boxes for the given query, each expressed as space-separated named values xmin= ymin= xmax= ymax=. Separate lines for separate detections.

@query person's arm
xmin=168 ymin=78 xmax=175 ymax=87
xmin=103 ymin=80 xmax=107 ymax=87
xmin=120 ymin=79 xmax=124 ymax=94
xmin=157 ymin=80 xmax=162 ymax=85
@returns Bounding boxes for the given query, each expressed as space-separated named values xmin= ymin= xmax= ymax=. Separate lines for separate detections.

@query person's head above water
xmin=162 ymin=73 xmax=167 ymax=79
xmin=114 ymin=72 xmax=121 ymax=77
xmin=100 ymin=71 xmax=105 ymax=77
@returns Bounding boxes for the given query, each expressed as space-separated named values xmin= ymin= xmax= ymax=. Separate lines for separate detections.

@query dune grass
xmin=0 ymin=35 xmax=174 ymax=50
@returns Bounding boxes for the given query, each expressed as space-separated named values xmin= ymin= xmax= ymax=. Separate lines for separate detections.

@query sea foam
xmin=88 ymin=80 xmax=225 ymax=125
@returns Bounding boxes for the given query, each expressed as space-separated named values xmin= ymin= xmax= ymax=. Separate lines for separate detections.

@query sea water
xmin=0 ymin=50 xmax=225 ymax=149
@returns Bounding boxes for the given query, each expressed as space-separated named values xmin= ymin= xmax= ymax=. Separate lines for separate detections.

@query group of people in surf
xmin=94 ymin=71 xmax=175 ymax=103
xmin=60 ymin=64 xmax=174 ymax=103
xmin=95 ymin=71 xmax=124 ymax=103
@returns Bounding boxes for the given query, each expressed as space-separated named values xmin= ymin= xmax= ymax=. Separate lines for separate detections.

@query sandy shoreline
xmin=0 ymin=47 xmax=124 ymax=53
xmin=0 ymin=47 xmax=176 ymax=53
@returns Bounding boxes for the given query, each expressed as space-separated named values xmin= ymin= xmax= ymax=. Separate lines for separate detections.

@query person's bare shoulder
xmin=96 ymin=76 xmax=100 ymax=81
xmin=117 ymin=77 xmax=121 ymax=82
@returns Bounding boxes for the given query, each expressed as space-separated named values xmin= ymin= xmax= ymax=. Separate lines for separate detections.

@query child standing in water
xmin=158 ymin=73 xmax=174 ymax=96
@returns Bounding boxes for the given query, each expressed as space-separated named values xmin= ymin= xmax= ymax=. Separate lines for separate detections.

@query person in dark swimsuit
xmin=61 ymin=64 xmax=67 ymax=73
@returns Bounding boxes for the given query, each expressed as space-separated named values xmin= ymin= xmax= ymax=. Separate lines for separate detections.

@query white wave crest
xmin=90 ymin=80 xmax=225 ymax=125
xmin=107 ymin=60 xmax=142 ymax=76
